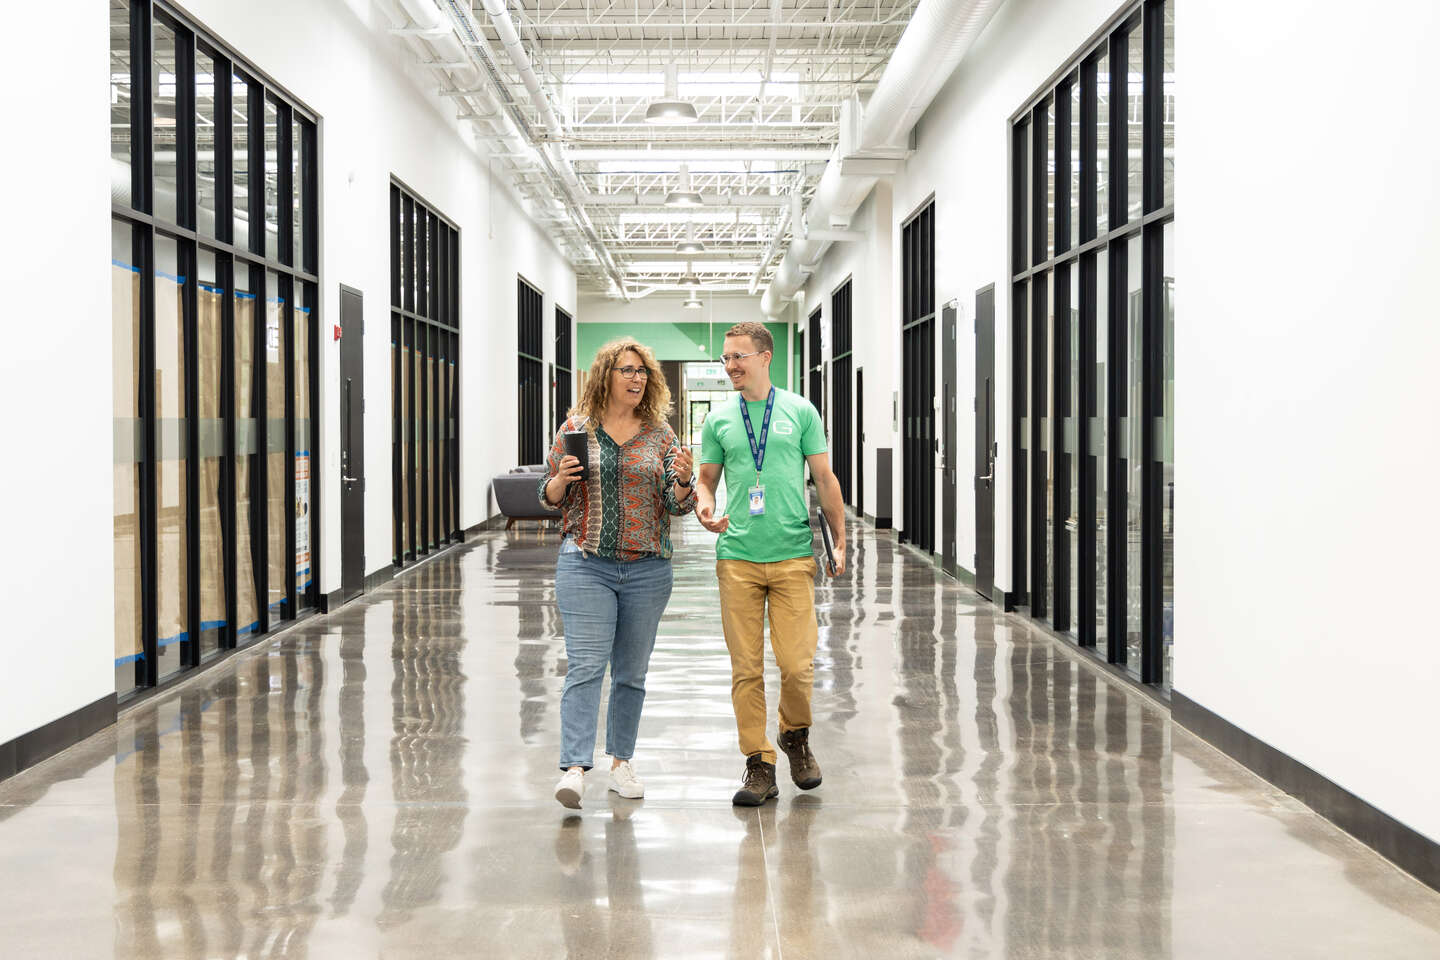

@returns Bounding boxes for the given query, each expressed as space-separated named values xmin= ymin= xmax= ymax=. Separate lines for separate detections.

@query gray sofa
xmin=492 ymin=464 xmax=561 ymax=528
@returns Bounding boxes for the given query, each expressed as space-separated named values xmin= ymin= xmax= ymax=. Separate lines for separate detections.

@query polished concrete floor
xmin=3 ymin=516 xmax=1440 ymax=959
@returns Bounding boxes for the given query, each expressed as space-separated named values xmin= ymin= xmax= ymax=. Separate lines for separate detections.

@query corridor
xmin=2 ymin=517 xmax=1439 ymax=959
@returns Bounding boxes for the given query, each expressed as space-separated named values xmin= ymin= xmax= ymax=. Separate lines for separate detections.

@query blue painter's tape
xmin=235 ymin=291 xmax=256 ymax=300
xmin=157 ymin=271 xmax=187 ymax=284
xmin=238 ymin=620 xmax=261 ymax=635
xmin=266 ymin=297 xmax=286 ymax=305
xmin=114 ymin=652 xmax=144 ymax=666
xmin=297 ymin=306 xmax=311 ymax=314
xmin=111 ymin=258 xmax=141 ymax=274
xmin=198 ymin=282 xmax=225 ymax=294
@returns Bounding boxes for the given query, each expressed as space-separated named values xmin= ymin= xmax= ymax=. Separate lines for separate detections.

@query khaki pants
xmin=716 ymin=556 xmax=818 ymax=764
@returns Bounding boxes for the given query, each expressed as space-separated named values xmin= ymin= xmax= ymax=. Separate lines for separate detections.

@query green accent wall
xmin=577 ymin=322 xmax=790 ymax=390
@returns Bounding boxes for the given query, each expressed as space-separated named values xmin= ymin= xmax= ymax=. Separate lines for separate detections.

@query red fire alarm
xmin=333 ymin=324 xmax=343 ymax=342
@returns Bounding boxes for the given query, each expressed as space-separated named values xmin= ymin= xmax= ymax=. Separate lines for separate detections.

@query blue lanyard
xmin=739 ymin=387 xmax=776 ymax=475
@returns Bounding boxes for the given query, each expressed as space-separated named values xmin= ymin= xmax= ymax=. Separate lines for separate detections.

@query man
xmin=696 ymin=321 xmax=847 ymax=806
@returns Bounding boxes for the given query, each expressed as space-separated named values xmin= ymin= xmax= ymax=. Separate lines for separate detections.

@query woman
xmin=541 ymin=338 xmax=696 ymax=808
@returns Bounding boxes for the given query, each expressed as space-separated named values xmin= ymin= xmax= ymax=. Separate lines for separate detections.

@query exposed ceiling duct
xmin=758 ymin=0 xmax=1006 ymax=316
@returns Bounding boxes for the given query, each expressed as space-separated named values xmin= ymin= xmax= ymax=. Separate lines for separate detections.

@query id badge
xmin=748 ymin=484 xmax=766 ymax=516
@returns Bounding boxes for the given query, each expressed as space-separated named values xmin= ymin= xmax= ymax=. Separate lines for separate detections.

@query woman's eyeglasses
xmin=613 ymin=365 xmax=650 ymax=380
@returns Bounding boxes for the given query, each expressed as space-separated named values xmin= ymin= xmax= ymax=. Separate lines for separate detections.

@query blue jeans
xmin=556 ymin=540 xmax=674 ymax=770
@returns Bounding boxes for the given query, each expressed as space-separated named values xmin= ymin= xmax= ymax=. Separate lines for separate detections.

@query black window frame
xmin=390 ymin=178 xmax=461 ymax=568
xmin=1009 ymin=0 xmax=1174 ymax=690
xmin=110 ymin=0 xmax=321 ymax=702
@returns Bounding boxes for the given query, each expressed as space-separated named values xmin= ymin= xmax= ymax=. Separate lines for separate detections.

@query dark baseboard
xmin=469 ymin=514 xmax=509 ymax=534
xmin=364 ymin=565 xmax=395 ymax=592
xmin=0 ymin=693 xmax=117 ymax=782
xmin=320 ymin=588 xmax=344 ymax=613
xmin=1173 ymin=690 xmax=1440 ymax=894
xmin=875 ymin=517 xmax=893 ymax=529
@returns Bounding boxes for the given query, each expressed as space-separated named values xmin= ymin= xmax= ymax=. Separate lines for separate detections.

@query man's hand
xmin=697 ymin=502 xmax=730 ymax=534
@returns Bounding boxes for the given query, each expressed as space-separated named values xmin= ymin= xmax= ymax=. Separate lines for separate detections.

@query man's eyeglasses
xmin=613 ymin=365 xmax=650 ymax=380
xmin=719 ymin=351 xmax=765 ymax=365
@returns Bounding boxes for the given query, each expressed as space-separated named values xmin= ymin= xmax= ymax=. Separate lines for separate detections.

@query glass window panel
xmin=266 ymin=272 xmax=287 ymax=619
xmin=1043 ymin=269 xmax=1055 ymax=625
xmin=1070 ymin=80 xmax=1081 ymax=251
xmin=232 ymin=73 xmax=250 ymax=247
xmin=113 ymin=220 xmax=141 ymax=695
xmin=196 ymin=49 xmax=218 ymax=237
xmin=294 ymin=284 xmax=312 ymax=609
xmin=1124 ymin=234 xmax=1143 ymax=677
xmin=1068 ymin=263 xmax=1080 ymax=639
xmin=264 ymin=100 xmax=280 ymax=258
xmin=403 ymin=320 xmax=411 ymax=555
xmin=152 ymin=21 xmax=180 ymax=223
xmin=197 ymin=251 xmax=225 ymax=660
xmin=235 ymin=268 xmax=260 ymax=638
xmin=110 ymin=1 xmax=132 ymax=194
xmin=1164 ymin=1 xmax=1175 ymax=208
xmin=1161 ymin=221 xmax=1174 ymax=690
xmin=1095 ymin=249 xmax=1109 ymax=650
xmin=1046 ymin=99 xmax=1056 ymax=259
xmin=155 ymin=235 xmax=187 ymax=682
xmin=293 ymin=118 xmax=306 ymax=270
xmin=392 ymin=318 xmax=400 ymax=564
xmin=1127 ymin=26 xmax=1144 ymax=223
xmin=429 ymin=343 xmax=438 ymax=548
xmin=1096 ymin=51 xmax=1110 ymax=235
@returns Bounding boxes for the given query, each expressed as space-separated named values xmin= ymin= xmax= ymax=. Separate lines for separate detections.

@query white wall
xmin=0 ymin=4 xmax=113 ymax=744
xmin=1177 ymin=0 xmax=1440 ymax=844
xmin=180 ymin=0 xmax=577 ymax=574
xmin=802 ymin=183 xmax=896 ymax=520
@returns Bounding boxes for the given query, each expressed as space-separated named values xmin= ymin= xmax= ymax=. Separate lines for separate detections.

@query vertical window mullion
xmin=1106 ymin=242 xmax=1125 ymax=664
xmin=182 ymin=236 xmax=201 ymax=669
xmin=284 ymin=275 xmax=297 ymax=617
xmin=278 ymin=103 xmax=293 ymax=266
xmin=1056 ymin=82 xmax=1073 ymax=255
xmin=221 ymin=253 xmax=237 ymax=650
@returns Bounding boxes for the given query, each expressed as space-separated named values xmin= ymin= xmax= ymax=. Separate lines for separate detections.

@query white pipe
xmin=759 ymin=0 xmax=1005 ymax=316
xmin=479 ymin=0 xmax=565 ymax=138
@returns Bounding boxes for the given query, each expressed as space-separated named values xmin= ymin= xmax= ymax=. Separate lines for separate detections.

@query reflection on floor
xmin=3 ymin=515 xmax=1440 ymax=959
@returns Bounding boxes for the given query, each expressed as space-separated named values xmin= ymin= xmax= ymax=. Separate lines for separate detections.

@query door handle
xmin=343 ymin=475 xmax=359 ymax=484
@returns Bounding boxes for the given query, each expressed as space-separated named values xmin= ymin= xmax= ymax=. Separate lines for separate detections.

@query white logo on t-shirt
xmin=772 ymin=419 xmax=794 ymax=435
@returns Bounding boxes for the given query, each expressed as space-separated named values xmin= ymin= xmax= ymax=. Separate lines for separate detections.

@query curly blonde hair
xmin=572 ymin=338 xmax=672 ymax=427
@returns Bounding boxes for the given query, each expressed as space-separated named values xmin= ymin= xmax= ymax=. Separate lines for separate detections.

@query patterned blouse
xmin=539 ymin=415 xmax=696 ymax=561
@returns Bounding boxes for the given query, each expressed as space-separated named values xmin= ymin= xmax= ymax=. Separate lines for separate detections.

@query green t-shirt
xmin=699 ymin=387 xmax=827 ymax=563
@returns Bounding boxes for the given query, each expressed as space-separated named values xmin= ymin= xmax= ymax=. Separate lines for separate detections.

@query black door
xmin=942 ymin=302 xmax=958 ymax=575
xmin=340 ymin=286 xmax=365 ymax=602
xmin=975 ymin=285 xmax=996 ymax=600
xmin=856 ymin=368 xmax=865 ymax=515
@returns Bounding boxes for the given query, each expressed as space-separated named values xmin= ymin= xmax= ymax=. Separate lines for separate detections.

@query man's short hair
xmin=724 ymin=321 xmax=774 ymax=355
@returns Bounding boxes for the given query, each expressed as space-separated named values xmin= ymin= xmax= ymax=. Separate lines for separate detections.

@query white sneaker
xmin=609 ymin=759 xmax=644 ymax=799
xmin=555 ymin=767 xmax=585 ymax=809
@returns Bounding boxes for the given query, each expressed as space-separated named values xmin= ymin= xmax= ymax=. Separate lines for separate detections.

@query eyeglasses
xmin=612 ymin=365 xmax=650 ymax=380
xmin=719 ymin=351 xmax=765 ymax=364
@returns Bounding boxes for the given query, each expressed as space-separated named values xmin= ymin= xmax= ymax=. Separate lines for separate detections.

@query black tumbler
xmin=563 ymin=430 xmax=589 ymax=483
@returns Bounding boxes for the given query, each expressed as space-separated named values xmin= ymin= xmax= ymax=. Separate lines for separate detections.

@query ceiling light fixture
xmin=645 ymin=63 xmax=698 ymax=125
xmin=683 ymin=288 xmax=703 ymax=309
xmin=676 ymin=221 xmax=705 ymax=254
xmin=664 ymin=164 xmax=704 ymax=208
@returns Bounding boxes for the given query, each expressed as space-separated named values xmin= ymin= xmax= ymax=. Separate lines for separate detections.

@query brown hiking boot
xmin=732 ymin=754 xmax=779 ymax=806
xmin=777 ymin=727 xmax=822 ymax=790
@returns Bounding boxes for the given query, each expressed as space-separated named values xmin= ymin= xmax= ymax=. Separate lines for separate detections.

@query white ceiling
xmin=398 ymin=0 xmax=916 ymax=299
